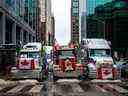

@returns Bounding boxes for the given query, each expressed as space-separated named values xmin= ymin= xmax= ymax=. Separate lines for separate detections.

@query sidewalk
xmin=0 ymin=79 xmax=18 ymax=87
xmin=0 ymin=72 xmax=18 ymax=87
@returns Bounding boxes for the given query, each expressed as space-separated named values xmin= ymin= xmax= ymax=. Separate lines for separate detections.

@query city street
xmin=0 ymin=76 xmax=128 ymax=96
xmin=0 ymin=0 xmax=128 ymax=96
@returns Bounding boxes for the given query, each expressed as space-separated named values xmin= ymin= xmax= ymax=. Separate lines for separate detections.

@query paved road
xmin=0 ymin=71 xmax=127 ymax=96
xmin=0 ymin=78 xmax=128 ymax=96
xmin=41 ymin=79 xmax=115 ymax=96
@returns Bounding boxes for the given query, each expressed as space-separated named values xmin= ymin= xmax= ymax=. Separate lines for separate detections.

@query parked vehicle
xmin=11 ymin=42 xmax=46 ymax=80
xmin=81 ymin=39 xmax=117 ymax=79
xmin=53 ymin=43 xmax=85 ymax=80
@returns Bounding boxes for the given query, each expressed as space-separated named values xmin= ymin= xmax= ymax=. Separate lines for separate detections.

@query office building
xmin=0 ymin=0 xmax=38 ymax=46
xmin=86 ymin=0 xmax=112 ymax=15
xmin=71 ymin=0 xmax=79 ymax=43
xmin=38 ymin=0 xmax=54 ymax=45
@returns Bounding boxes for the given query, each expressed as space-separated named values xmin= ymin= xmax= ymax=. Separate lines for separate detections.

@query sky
xmin=52 ymin=0 xmax=71 ymax=45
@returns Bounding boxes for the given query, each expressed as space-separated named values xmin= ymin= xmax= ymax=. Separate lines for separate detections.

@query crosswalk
xmin=0 ymin=79 xmax=127 ymax=96
xmin=51 ymin=79 xmax=128 ymax=96
xmin=0 ymin=83 xmax=43 ymax=96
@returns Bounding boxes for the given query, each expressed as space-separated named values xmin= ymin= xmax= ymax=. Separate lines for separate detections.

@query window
xmin=73 ymin=2 xmax=78 ymax=7
xmin=20 ymin=52 xmax=40 ymax=59
xmin=72 ymin=8 xmax=78 ymax=14
xmin=58 ymin=50 xmax=75 ymax=58
xmin=90 ymin=49 xmax=111 ymax=57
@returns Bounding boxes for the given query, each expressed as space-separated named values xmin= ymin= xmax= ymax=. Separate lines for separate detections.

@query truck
xmin=11 ymin=42 xmax=46 ymax=80
xmin=53 ymin=43 xmax=85 ymax=80
xmin=81 ymin=39 xmax=117 ymax=79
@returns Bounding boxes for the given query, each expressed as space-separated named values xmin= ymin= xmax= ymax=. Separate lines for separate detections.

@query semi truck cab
xmin=53 ymin=44 xmax=84 ymax=80
xmin=81 ymin=39 xmax=117 ymax=79
xmin=11 ymin=43 xmax=45 ymax=80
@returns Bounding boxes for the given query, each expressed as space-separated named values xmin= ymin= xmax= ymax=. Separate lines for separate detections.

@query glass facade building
xmin=86 ymin=0 xmax=128 ymax=57
xmin=0 ymin=0 xmax=37 ymax=45
xmin=24 ymin=0 xmax=38 ymax=30
xmin=86 ymin=0 xmax=112 ymax=15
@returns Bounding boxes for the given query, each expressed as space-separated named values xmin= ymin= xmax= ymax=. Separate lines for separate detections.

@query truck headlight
xmin=11 ymin=67 xmax=18 ymax=73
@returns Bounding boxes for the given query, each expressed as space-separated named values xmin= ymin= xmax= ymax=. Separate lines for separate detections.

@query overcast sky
xmin=52 ymin=0 xmax=71 ymax=45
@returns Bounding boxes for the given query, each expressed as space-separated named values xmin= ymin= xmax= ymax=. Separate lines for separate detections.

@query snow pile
xmin=18 ymin=79 xmax=39 ymax=85
xmin=0 ymin=79 xmax=18 ymax=87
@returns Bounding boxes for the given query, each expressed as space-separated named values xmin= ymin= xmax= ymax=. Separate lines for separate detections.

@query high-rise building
xmin=81 ymin=12 xmax=86 ymax=40
xmin=0 ymin=0 xmax=37 ymax=45
xmin=71 ymin=0 xmax=79 ymax=43
xmin=79 ymin=0 xmax=86 ymax=41
xmin=38 ymin=0 xmax=54 ymax=45
xmin=86 ymin=0 xmax=112 ymax=39
xmin=46 ymin=0 xmax=53 ymax=45
xmin=38 ymin=0 xmax=46 ymax=43
xmin=86 ymin=0 xmax=112 ymax=15
xmin=23 ymin=0 xmax=38 ymax=44
xmin=86 ymin=0 xmax=128 ymax=57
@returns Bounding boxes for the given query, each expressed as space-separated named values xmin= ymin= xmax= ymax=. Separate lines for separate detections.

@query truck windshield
xmin=20 ymin=52 xmax=40 ymax=59
xmin=90 ymin=49 xmax=111 ymax=57
xmin=58 ymin=50 xmax=75 ymax=58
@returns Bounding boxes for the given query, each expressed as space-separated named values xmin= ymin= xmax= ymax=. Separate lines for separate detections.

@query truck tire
xmin=53 ymin=76 xmax=59 ymax=82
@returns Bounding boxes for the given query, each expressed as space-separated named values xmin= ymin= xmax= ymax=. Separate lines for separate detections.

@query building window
xmin=5 ymin=20 xmax=12 ymax=44
xmin=5 ymin=0 xmax=15 ymax=11
xmin=73 ymin=2 xmax=78 ymax=7
xmin=72 ymin=8 xmax=78 ymax=14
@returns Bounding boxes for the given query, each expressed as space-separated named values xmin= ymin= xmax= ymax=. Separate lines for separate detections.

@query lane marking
xmin=95 ymin=85 xmax=108 ymax=93
xmin=106 ymin=84 xmax=128 ymax=94
xmin=57 ymin=79 xmax=81 ymax=83
xmin=29 ymin=85 xmax=43 ymax=93
xmin=7 ymin=84 xmax=28 ymax=93
xmin=72 ymin=84 xmax=84 ymax=93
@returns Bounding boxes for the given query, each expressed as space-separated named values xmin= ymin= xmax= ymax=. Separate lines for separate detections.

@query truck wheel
xmin=53 ymin=76 xmax=58 ymax=82
xmin=78 ymin=75 xmax=83 ymax=80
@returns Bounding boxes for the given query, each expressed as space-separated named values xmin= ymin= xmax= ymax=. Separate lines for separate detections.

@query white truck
xmin=81 ymin=39 xmax=117 ymax=79
xmin=11 ymin=42 xmax=45 ymax=80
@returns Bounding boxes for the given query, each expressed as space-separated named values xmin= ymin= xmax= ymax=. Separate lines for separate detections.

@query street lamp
xmin=91 ymin=18 xmax=106 ymax=39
